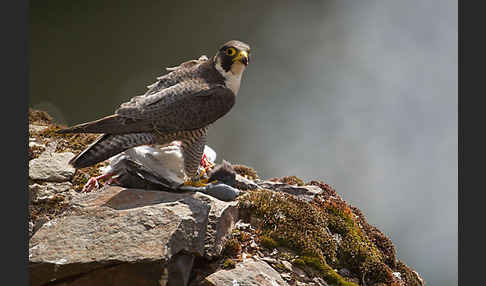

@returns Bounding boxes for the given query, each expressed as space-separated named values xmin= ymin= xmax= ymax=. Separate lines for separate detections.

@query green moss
xmin=260 ymin=235 xmax=278 ymax=249
xmin=222 ymin=238 xmax=241 ymax=258
xmin=222 ymin=258 xmax=236 ymax=269
xmin=295 ymin=256 xmax=358 ymax=286
xmin=238 ymin=190 xmax=337 ymax=262
xmin=238 ymin=189 xmax=395 ymax=285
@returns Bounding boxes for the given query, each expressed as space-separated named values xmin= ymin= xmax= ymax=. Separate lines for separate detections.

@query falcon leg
xmin=181 ymin=132 xmax=209 ymax=187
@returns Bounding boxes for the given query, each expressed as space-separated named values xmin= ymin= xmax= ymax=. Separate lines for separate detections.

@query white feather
xmin=102 ymin=143 xmax=217 ymax=185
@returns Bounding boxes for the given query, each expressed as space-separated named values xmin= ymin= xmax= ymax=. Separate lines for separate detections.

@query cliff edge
xmin=28 ymin=109 xmax=424 ymax=286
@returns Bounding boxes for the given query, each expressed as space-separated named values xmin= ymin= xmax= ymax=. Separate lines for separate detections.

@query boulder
xmin=29 ymin=143 xmax=76 ymax=182
xmin=29 ymin=186 xmax=238 ymax=286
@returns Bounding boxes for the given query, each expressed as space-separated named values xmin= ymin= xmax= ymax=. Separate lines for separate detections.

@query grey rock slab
xmin=166 ymin=252 xmax=195 ymax=286
xmin=203 ymin=195 xmax=239 ymax=259
xmin=234 ymin=174 xmax=261 ymax=190
xmin=258 ymin=181 xmax=322 ymax=202
xmin=29 ymin=186 xmax=238 ymax=286
xmin=29 ymin=144 xmax=75 ymax=182
xmin=205 ymin=258 xmax=289 ymax=286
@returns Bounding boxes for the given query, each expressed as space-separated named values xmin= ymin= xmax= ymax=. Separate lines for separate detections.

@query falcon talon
xmin=56 ymin=40 xmax=251 ymax=185
xmin=81 ymin=177 xmax=99 ymax=193
xmin=183 ymin=178 xmax=210 ymax=188
xmin=81 ymin=172 xmax=115 ymax=192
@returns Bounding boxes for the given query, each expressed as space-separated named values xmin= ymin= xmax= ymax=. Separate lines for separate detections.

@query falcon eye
xmin=225 ymin=47 xmax=237 ymax=57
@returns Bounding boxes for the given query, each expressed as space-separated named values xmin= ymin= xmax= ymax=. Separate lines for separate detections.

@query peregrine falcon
xmin=57 ymin=40 xmax=251 ymax=186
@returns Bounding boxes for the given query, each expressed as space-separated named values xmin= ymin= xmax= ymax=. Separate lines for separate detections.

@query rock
xmin=29 ymin=182 xmax=73 ymax=201
xmin=29 ymin=124 xmax=48 ymax=133
xmin=203 ymin=192 xmax=239 ymax=259
xmin=261 ymin=257 xmax=278 ymax=264
xmin=28 ymin=221 xmax=34 ymax=238
xmin=258 ymin=181 xmax=322 ymax=202
xmin=166 ymin=252 xmax=195 ymax=286
xmin=279 ymin=260 xmax=306 ymax=279
xmin=281 ymin=260 xmax=293 ymax=271
xmin=292 ymin=265 xmax=307 ymax=279
xmin=204 ymin=258 xmax=289 ymax=286
xmin=338 ymin=268 xmax=352 ymax=277
xmin=234 ymin=174 xmax=261 ymax=190
xmin=29 ymin=140 xmax=45 ymax=149
xmin=29 ymin=186 xmax=238 ymax=286
xmin=29 ymin=143 xmax=75 ymax=182
xmin=234 ymin=220 xmax=253 ymax=231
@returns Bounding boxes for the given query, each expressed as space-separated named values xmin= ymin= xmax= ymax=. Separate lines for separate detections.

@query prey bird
xmin=57 ymin=40 xmax=251 ymax=187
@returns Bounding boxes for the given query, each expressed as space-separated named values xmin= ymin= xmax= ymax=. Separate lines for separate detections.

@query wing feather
xmin=116 ymin=81 xmax=235 ymax=133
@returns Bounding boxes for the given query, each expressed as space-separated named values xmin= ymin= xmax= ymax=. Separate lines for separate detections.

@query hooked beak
xmin=234 ymin=50 xmax=249 ymax=66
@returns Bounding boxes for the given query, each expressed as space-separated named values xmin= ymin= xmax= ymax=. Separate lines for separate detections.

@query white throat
xmin=215 ymin=57 xmax=245 ymax=95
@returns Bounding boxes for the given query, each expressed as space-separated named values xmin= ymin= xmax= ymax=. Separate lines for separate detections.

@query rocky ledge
xmin=28 ymin=109 xmax=424 ymax=286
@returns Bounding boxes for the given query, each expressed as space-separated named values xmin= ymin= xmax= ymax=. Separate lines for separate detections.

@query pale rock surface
xmin=204 ymin=258 xmax=289 ymax=286
xmin=29 ymin=182 xmax=73 ymax=201
xmin=29 ymin=142 xmax=75 ymax=182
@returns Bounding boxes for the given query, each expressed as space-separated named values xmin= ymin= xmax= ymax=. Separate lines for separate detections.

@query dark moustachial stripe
xmin=221 ymin=51 xmax=233 ymax=72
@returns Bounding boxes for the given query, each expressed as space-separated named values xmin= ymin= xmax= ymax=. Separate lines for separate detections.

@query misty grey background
xmin=30 ymin=1 xmax=457 ymax=285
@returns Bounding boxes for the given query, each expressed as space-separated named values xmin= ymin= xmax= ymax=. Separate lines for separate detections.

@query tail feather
xmin=57 ymin=114 xmax=140 ymax=135
xmin=70 ymin=132 xmax=157 ymax=168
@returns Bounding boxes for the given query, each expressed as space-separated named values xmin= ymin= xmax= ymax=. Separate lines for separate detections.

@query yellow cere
xmin=233 ymin=50 xmax=248 ymax=62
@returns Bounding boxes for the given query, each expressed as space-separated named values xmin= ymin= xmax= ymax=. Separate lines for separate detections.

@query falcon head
xmin=214 ymin=40 xmax=251 ymax=94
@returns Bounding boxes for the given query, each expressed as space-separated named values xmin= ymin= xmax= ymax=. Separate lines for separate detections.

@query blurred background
xmin=30 ymin=1 xmax=457 ymax=285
